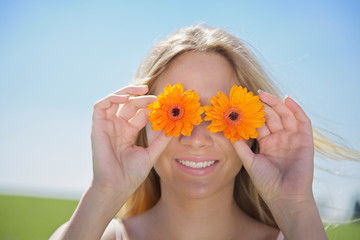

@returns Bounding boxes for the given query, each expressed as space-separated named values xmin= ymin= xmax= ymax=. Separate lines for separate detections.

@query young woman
xmin=50 ymin=24 xmax=354 ymax=239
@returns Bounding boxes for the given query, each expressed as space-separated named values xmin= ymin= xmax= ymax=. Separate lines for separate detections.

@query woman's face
xmin=146 ymin=52 xmax=243 ymax=199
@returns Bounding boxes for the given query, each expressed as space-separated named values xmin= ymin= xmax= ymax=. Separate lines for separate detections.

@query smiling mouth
xmin=176 ymin=159 xmax=218 ymax=168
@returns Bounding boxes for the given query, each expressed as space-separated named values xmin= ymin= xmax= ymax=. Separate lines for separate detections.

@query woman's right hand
xmin=91 ymin=85 xmax=170 ymax=201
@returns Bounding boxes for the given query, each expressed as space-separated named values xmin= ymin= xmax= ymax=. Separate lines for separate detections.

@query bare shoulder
xmin=49 ymin=220 xmax=118 ymax=240
xmin=248 ymin=220 xmax=280 ymax=240
xmin=236 ymin=212 xmax=280 ymax=240
xmin=120 ymin=212 xmax=155 ymax=240
xmin=260 ymin=225 xmax=280 ymax=240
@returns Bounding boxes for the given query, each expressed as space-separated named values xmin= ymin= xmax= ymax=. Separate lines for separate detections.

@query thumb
xmin=146 ymin=131 xmax=172 ymax=165
xmin=232 ymin=140 xmax=255 ymax=173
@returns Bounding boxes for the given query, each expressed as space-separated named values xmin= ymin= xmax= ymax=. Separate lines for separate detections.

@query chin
xmin=158 ymin=173 xmax=237 ymax=201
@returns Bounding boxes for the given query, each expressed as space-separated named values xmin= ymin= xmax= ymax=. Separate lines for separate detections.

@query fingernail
xmin=257 ymin=89 xmax=264 ymax=93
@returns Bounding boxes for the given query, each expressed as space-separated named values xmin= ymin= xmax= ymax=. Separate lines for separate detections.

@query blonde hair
xmin=118 ymin=24 xmax=359 ymax=227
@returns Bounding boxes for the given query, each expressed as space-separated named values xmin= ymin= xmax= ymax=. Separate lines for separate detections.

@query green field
xmin=325 ymin=222 xmax=360 ymax=240
xmin=0 ymin=195 xmax=79 ymax=240
xmin=0 ymin=194 xmax=359 ymax=239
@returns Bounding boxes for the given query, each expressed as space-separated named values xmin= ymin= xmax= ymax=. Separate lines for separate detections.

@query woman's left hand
xmin=232 ymin=91 xmax=315 ymax=206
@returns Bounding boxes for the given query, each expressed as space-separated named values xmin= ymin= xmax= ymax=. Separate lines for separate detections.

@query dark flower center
xmin=172 ymin=108 xmax=180 ymax=117
xmin=224 ymin=107 xmax=243 ymax=125
xmin=167 ymin=104 xmax=185 ymax=121
xmin=228 ymin=112 xmax=239 ymax=121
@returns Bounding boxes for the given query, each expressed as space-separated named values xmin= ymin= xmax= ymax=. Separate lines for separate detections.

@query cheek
xmin=218 ymin=137 xmax=243 ymax=168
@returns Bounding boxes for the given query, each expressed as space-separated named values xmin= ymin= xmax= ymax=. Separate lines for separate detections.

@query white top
xmin=112 ymin=219 xmax=129 ymax=240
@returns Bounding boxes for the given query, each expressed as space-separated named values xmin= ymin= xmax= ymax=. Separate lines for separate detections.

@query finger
xmin=284 ymin=96 xmax=312 ymax=133
xmin=93 ymin=94 xmax=129 ymax=120
xmin=118 ymin=95 xmax=157 ymax=121
xmin=106 ymin=102 xmax=121 ymax=120
xmin=114 ymin=85 xmax=149 ymax=96
xmin=259 ymin=92 xmax=297 ymax=131
xmin=232 ymin=140 xmax=256 ymax=173
xmin=128 ymin=108 xmax=151 ymax=131
xmin=256 ymin=124 xmax=271 ymax=142
xmin=147 ymin=132 xmax=172 ymax=165
xmin=263 ymin=103 xmax=283 ymax=133
xmin=105 ymin=85 xmax=149 ymax=118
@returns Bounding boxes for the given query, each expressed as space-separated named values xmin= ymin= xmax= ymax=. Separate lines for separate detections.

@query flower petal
xmin=204 ymin=85 xmax=265 ymax=142
xmin=148 ymin=83 xmax=203 ymax=137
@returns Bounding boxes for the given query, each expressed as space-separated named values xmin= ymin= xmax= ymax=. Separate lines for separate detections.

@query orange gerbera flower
xmin=148 ymin=83 xmax=204 ymax=137
xmin=204 ymin=85 xmax=265 ymax=142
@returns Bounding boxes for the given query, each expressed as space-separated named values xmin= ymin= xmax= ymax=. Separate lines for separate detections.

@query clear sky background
xmin=0 ymin=0 xmax=359 ymax=222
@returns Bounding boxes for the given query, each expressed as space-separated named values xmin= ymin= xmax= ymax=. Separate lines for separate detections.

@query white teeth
xmin=177 ymin=160 xmax=216 ymax=168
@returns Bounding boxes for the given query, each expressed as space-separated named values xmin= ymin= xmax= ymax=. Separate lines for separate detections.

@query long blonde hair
xmin=118 ymin=24 xmax=359 ymax=227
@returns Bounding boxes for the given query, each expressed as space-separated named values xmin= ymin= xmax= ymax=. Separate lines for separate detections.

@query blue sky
xmin=1 ymin=1 xmax=359 ymax=221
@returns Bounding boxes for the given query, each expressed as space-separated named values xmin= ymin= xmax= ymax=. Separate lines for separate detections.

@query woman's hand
xmin=234 ymin=92 xmax=314 ymax=203
xmin=232 ymin=92 xmax=314 ymax=205
xmin=233 ymin=92 xmax=314 ymax=204
xmin=91 ymin=85 xmax=170 ymax=201
xmin=50 ymin=86 xmax=171 ymax=240
xmin=232 ymin=92 xmax=328 ymax=239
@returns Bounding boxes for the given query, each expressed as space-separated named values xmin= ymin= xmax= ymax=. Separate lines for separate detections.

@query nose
xmin=180 ymin=121 xmax=212 ymax=148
